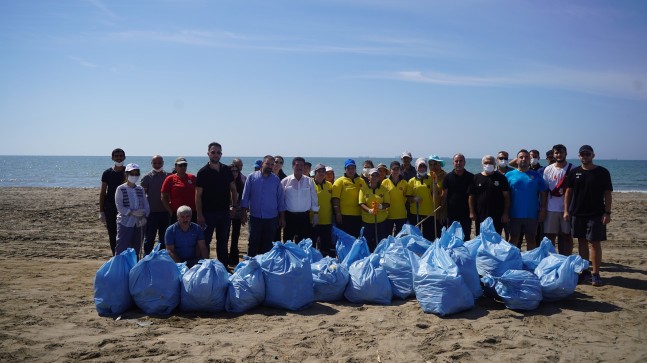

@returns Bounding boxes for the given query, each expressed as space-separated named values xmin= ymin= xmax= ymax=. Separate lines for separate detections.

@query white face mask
xmin=417 ymin=171 xmax=427 ymax=178
xmin=128 ymin=175 xmax=140 ymax=184
xmin=115 ymin=161 xmax=124 ymax=167
xmin=530 ymin=158 xmax=539 ymax=166
xmin=498 ymin=159 xmax=508 ymax=168
xmin=483 ymin=164 xmax=495 ymax=174
xmin=362 ymin=168 xmax=370 ymax=176
xmin=154 ymin=168 xmax=164 ymax=173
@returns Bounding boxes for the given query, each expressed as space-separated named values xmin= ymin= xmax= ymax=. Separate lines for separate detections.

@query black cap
xmin=579 ymin=145 xmax=594 ymax=153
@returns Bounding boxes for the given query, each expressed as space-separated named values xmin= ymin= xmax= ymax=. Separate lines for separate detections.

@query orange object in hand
xmin=371 ymin=201 xmax=379 ymax=215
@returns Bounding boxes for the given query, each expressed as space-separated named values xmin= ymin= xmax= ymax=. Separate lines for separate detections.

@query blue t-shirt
xmin=164 ymin=222 xmax=205 ymax=262
xmin=506 ymin=169 xmax=548 ymax=219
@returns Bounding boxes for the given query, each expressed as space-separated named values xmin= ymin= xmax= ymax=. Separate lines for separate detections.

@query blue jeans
xmin=248 ymin=216 xmax=278 ymax=257
xmin=144 ymin=211 xmax=170 ymax=255
xmin=203 ymin=210 xmax=231 ymax=266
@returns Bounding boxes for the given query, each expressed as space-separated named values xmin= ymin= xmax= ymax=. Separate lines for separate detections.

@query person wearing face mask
xmin=469 ymin=155 xmax=510 ymax=235
xmin=140 ymin=155 xmax=170 ymax=255
xmin=99 ymin=148 xmax=126 ymax=255
xmin=240 ymin=155 xmax=286 ymax=256
xmin=506 ymin=149 xmax=548 ymax=250
xmin=359 ymin=168 xmax=391 ymax=252
xmin=496 ymin=151 xmax=514 ymax=175
xmin=114 ymin=163 xmax=150 ymax=257
xmin=406 ymin=158 xmax=441 ymax=241
xmin=361 ymin=159 xmax=375 ymax=184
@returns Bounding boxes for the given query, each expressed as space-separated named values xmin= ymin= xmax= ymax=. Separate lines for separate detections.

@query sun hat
xmin=428 ymin=155 xmax=445 ymax=168
xmin=125 ymin=163 xmax=140 ymax=172
xmin=415 ymin=158 xmax=427 ymax=169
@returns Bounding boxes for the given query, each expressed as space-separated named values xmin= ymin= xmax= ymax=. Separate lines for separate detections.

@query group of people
xmin=99 ymin=143 xmax=612 ymax=286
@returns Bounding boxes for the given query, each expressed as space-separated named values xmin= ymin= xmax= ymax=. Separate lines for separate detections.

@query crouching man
xmin=165 ymin=205 xmax=208 ymax=268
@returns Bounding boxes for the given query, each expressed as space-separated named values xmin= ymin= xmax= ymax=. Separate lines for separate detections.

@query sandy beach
xmin=0 ymin=187 xmax=646 ymax=362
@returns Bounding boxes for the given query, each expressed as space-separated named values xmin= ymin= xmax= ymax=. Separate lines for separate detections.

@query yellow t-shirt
xmin=382 ymin=177 xmax=408 ymax=220
xmin=312 ymin=180 xmax=333 ymax=225
xmin=332 ymin=175 xmax=366 ymax=216
xmin=406 ymin=176 xmax=441 ymax=216
xmin=359 ymin=183 xmax=391 ymax=223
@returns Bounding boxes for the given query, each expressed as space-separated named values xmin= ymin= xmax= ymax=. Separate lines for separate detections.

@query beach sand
xmin=0 ymin=187 xmax=646 ymax=362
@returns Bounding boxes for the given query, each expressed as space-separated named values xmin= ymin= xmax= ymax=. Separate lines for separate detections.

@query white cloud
xmin=67 ymin=56 xmax=99 ymax=68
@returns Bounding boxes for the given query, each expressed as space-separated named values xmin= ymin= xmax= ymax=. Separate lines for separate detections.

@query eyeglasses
xmin=275 ymin=160 xmax=283 ymax=164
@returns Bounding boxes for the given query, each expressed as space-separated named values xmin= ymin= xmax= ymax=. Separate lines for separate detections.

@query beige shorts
xmin=544 ymin=211 xmax=571 ymax=234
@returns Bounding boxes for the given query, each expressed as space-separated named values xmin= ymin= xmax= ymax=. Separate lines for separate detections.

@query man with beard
xmin=99 ymin=148 xmax=126 ymax=255
xmin=542 ymin=144 xmax=574 ymax=255
xmin=441 ymin=153 xmax=475 ymax=239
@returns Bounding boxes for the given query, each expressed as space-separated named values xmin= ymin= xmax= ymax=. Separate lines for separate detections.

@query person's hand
xmin=137 ymin=217 xmax=147 ymax=227
xmin=501 ymin=213 xmax=510 ymax=225
xmin=335 ymin=214 xmax=343 ymax=225
xmin=312 ymin=214 xmax=319 ymax=226
xmin=413 ymin=196 xmax=422 ymax=203
xmin=563 ymin=211 xmax=570 ymax=222
xmin=131 ymin=209 xmax=145 ymax=217
xmin=469 ymin=212 xmax=476 ymax=221
xmin=99 ymin=212 xmax=106 ymax=225
xmin=602 ymin=213 xmax=611 ymax=225
xmin=241 ymin=212 xmax=248 ymax=226
xmin=538 ymin=209 xmax=547 ymax=223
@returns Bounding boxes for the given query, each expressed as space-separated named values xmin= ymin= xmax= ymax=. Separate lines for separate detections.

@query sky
xmin=1 ymin=0 xmax=646 ymax=159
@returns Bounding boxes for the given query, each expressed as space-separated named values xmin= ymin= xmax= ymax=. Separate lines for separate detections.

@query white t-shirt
xmin=543 ymin=162 xmax=572 ymax=212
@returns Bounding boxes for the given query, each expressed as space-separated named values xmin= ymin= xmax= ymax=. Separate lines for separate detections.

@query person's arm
xmin=166 ymin=244 xmax=180 ymax=263
xmin=195 ymin=186 xmax=205 ymax=227
xmin=563 ymin=188 xmax=572 ymax=221
xmin=502 ymin=191 xmax=510 ymax=224
xmin=229 ymin=180 xmax=239 ymax=218
xmin=538 ymin=191 xmax=547 ymax=222
xmin=164 ymin=227 xmax=180 ymax=262
xmin=161 ymin=192 xmax=173 ymax=215
xmin=99 ymin=182 xmax=108 ymax=223
xmin=332 ymin=197 xmax=342 ymax=224
xmin=508 ymin=158 xmax=519 ymax=168
xmin=603 ymin=190 xmax=612 ymax=225
xmin=468 ymin=195 xmax=476 ymax=221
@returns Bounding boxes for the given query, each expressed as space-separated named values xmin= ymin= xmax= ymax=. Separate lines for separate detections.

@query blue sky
xmin=1 ymin=0 xmax=646 ymax=159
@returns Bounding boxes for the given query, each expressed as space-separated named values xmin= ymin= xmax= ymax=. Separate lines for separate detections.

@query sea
xmin=1 ymin=155 xmax=646 ymax=192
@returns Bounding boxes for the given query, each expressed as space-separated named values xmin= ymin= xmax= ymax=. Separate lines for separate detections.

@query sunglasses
xmin=176 ymin=164 xmax=188 ymax=167
xmin=498 ymin=157 xmax=508 ymax=160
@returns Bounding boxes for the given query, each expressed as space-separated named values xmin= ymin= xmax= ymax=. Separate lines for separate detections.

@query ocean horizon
xmin=1 ymin=155 xmax=646 ymax=192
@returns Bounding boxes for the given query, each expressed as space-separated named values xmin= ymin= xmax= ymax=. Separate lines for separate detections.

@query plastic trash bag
xmin=180 ymin=259 xmax=230 ymax=313
xmin=333 ymin=226 xmax=357 ymax=262
xmin=521 ymin=237 xmax=557 ymax=271
xmin=341 ymin=235 xmax=371 ymax=269
xmin=298 ymin=239 xmax=323 ymax=263
xmin=129 ymin=248 xmax=181 ymax=315
xmin=226 ymin=258 xmax=265 ymax=313
xmin=94 ymin=248 xmax=137 ymax=316
xmin=395 ymin=223 xmax=423 ymax=238
xmin=374 ymin=235 xmax=395 ymax=256
xmin=481 ymin=270 xmax=543 ymax=310
xmin=260 ymin=242 xmax=314 ymax=310
xmin=381 ymin=237 xmax=414 ymax=299
xmin=311 ymin=257 xmax=350 ymax=302
xmin=475 ymin=218 xmax=523 ymax=277
xmin=411 ymin=242 xmax=475 ymax=316
xmin=344 ymin=254 xmax=392 ymax=305
xmin=438 ymin=222 xmax=482 ymax=299
xmin=535 ymin=254 xmax=590 ymax=301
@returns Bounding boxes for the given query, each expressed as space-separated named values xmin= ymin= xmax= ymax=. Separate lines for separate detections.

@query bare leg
xmin=524 ymin=233 xmax=537 ymax=250
xmin=578 ymin=238 xmax=589 ymax=261
xmin=589 ymin=240 xmax=602 ymax=274
xmin=560 ymin=233 xmax=573 ymax=256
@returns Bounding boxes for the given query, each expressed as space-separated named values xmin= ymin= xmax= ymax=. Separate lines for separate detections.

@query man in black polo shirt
xmin=99 ymin=147 xmax=126 ymax=256
xmin=441 ymin=153 xmax=474 ymax=239
xmin=195 ymin=142 xmax=238 ymax=266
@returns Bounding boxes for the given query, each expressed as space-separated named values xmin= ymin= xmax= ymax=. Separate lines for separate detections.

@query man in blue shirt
xmin=241 ymin=155 xmax=287 ymax=256
xmin=506 ymin=149 xmax=548 ymax=250
xmin=165 ymin=205 xmax=208 ymax=268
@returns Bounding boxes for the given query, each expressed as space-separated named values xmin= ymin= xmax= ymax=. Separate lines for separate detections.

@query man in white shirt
xmin=280 ymin=156 xmax=319 ymax=243
xmin=542 ymin=144 xmax=574 ymax=255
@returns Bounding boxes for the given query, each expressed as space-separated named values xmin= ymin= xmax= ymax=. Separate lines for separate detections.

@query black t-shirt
xmin=567 ymin=165 xmax=613 ymax=217
xmin=101 ymin=167 xmax=125 ymax=207
xmin=442 ymin=170 xmax=475 ymax=219
xmin=196 ymin=163 xmax=234 ymax=212
xmin=469 ymin=172 xmax=510 ymax=221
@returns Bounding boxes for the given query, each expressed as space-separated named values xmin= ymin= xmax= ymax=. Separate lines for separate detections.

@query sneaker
xmin=591 ymin=273 xmax=603 ymax=287
xmin=578 ymin=270 xmax=592 ymax=284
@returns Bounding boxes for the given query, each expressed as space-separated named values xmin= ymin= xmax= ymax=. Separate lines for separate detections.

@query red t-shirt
xmin=161 ymin=173 xmax=197 ymax=212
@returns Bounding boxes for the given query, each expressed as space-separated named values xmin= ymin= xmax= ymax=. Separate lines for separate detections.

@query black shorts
xmin=572 ymin=216 xmax=607 ymax=242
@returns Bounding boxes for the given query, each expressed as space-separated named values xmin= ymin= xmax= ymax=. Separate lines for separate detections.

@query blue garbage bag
xmin=374 ymin=235 xmax=395 ymax=256
xmin=438 ymin=222 xmax=482 ymax=299
xmin=180 ymin=259 xmax=230 ymax=313
xmin=475 ymin=218 xmax=523 ymax=277
xmin=311 ymin=257 xmax=350 ymax=301
xmin=298 ymin=239 xmax=323 ymax=263
xmin=464 ymin=236 xmax=481 ymax=259
xmin=341 ymin=236 xmax=371 ymax=269
xmin=521 ymin=237 xmax=557 ymax=271
xmin=94 ymin=248 xmax=137 ymax=316
xmin=381 ymin=237 xmax=414 ymax=299
xmin=481 ymin=270 xmax=543 ymax=310
xmin=395 ymin=223 xmax=423 ymax=238
xmin=260 ymin=242 xmax=314 ymax=310
xmin=226 ymin=258 xmax=265 ymax=313
xmin=411 ymin=242 xmax=475 ymax=316
xmin=129 ymin=248 xmax=181 ymax=315
xmin=535 ymin=254 xmax=589 ymax=301
xmin=333 ymin=226 xmax=357 ymax=262
xmin=344 ymin=254 xmax=392 ymax=305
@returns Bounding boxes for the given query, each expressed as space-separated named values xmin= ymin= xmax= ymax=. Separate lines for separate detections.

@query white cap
xmin=125 ymin=163 xmax=140 ymax=172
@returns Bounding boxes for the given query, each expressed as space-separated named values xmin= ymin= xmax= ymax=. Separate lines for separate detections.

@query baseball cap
xmin=428 ymin=154 xmax=445 ymax=168
xmin=314 ymin=163 xmax=326 ymax=171
xmin=325 ymin=166 xmax=333 ymax=172
xmin=254 ymin=159 xmax=263 ymax=169
xmin=344 ymin=159 xmax=356 ymax=168
xmin=175 ymin=157 xmax=188 ymax=165
xmin=369 ymin=168 xmax=379 ymax=175
xmin=401 ymin=151 xmax=412 ymax=159
xmin=125 ymin=163 xmax=140 ymax=172
xmin=579 ymin=145 xmax=594 ymax=153
xmin=377 ymin=163 xmax=388 ymax=170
